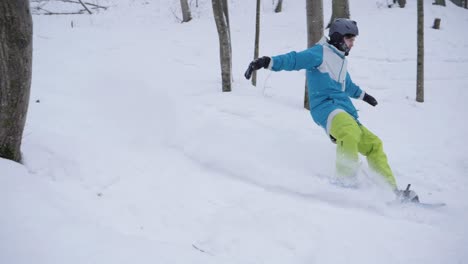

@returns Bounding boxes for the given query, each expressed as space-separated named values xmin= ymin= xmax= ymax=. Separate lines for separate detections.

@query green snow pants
xmin=330 ymin=112 xmax=397 ymax=189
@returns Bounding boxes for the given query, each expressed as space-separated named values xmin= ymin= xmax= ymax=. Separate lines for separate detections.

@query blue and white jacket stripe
xmin=270 ymin=37 xmax=365 ymax=135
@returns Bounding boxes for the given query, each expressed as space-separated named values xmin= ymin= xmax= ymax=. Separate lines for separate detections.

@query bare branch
xmin=77 ymin=0 xmax=92 ymax=14
xmin=62 ymin=0 xmax=108 ymax=10
xmin=42 ymin=11 xmax=86 ymax=15
xmin=30 ymin=0 xmax=109 ymax=15
xmin=33 ymin=6 xmax=85 ymax=15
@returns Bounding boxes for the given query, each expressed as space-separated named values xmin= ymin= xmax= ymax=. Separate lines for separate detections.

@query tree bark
xmin=327 ymin=0 xmax=350 ymax=28
xmin=221 ymin=0 xmax=232 ymax=81
xmin=432 ymin=18 xmax=441 ymax=29
xmin=212 ymin=0 xmax=232 ymax=92
xmin=222 ymin=0 xmax=230 ymax=27
xmin=252 ymin=0 xmax=261 ymax=86
xmin=0 ymin=0 xmax=33 ymax=162
xmin=416 ymin=0 xmax=424 ymax=102
xmin=274 ymin=0 xmax=283 ymax=13
xmin=305 ymin=0 xmax=323 ymax=110
xmin=433 ymin=0 xmax=446 ymax=6
xmin=180 ymin=0 xmax=192 ymax=23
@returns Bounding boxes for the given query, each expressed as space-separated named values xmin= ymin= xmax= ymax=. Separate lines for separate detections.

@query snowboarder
xmin=245 ymin=18 xmax=417 ymax=202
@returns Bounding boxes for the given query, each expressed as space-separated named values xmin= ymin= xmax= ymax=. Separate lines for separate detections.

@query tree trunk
xmin=274 ymin=0 xmax=283 ymax=13
xmin=180 ymin=0 xmax=192 ymax=23
xmin=222 ymin=0 xmax=230 ymax=27
xmin=252 ymin=0 xmax=261 ymax=86
xmin=433 ymin=0 xmax=446 ymax=6
xmin=305 ymin=0 xmax=323 ymax=110
xmin=416 ymin=0 xmax=424 ymax=102
xmin=221 ymin=0 xmax=232 ymax=82
xmin=0 ymin=0 xmax=33 ymax=163
xmin=212 ymin=0 xmax=232 ymax=92
xmin=327 ymin=0 xmax=350 ymax=28
xmin=432 ymin=18 xmax=441 ymax=29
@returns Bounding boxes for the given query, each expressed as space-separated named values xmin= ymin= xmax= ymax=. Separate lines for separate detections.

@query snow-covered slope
xmin=1 ymin=0 xmax=467 ymax=263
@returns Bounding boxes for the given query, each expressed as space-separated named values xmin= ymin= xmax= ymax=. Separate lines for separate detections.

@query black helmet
xmin=328 ymin=18 xmax=359 ymax=55
xmin=329 ymin=18 xmax=359 ymax=37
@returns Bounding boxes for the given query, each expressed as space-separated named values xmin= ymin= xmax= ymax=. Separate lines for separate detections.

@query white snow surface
xmin=2 ymin=0 xmax=468 ymax=263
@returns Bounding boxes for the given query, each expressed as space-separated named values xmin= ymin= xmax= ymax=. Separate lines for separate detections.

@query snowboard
xmin=390 ymin=184 xmax=446 ymax=208
xmin=388 ymin=201 xmax=446 ymax=209
xmin=409 ymin=201 xmax=446 ymax=208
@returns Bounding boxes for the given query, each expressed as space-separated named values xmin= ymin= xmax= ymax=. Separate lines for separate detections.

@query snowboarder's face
xmin=344 ymin=36 xmax=356 ymax=51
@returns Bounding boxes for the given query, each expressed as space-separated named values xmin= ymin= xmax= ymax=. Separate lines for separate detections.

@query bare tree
xmin=212 ymin=0 xmax=232 ymax=92
xmin=222 ymin=0 xmax=232 ymax=82
xmin=433 ymin=0 xmax=446 ymax=6
xmin=432 ymin=18 xmax=441 ymax=29
xmin=274 ymin=0 xmax=283 ymax=13
xmin=252 ymin=0 xmax=261 ymax=86
xmin=305 ymin=0 xmax=324 ymax=109
xmin=327 ymin=0 xmax=349 ymax=28
xmin=0 ymin=0 xmax=33 ymax=162
xmin=180 ymin=0 xmax=192 ymax=23
xmin=416 ymin=0 xmax=424 ymax=102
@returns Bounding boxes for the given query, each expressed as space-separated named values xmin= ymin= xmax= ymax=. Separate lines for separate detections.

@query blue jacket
xmin=270 ymin=37 xmax=365 ymax=135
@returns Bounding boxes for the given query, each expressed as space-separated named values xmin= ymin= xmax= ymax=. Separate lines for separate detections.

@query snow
xmin=1 ymin=0 xmax=468 ymax=263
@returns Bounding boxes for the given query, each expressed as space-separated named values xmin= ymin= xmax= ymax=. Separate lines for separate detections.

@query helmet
xmin=329 ymin=18 xmax=359 ymax=37
xmin=328 ymin=18 xmax=359 ymax=55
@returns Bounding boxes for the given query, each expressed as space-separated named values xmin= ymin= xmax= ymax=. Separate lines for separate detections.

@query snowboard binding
xmin=396 ymin=184 xmax=420 ymax=203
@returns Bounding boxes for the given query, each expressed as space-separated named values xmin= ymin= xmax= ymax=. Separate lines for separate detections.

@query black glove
xmin=244 ymin=56 xmax=271 ymax=80
xmin=363 ymin=93 xmax=378 ymax=106
xmin=395 ymin=184 xmax=420 ymax=203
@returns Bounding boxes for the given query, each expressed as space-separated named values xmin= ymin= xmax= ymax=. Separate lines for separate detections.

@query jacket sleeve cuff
xmin=359 ymin=91 xmax=366 ymax=100
xmin=267 ymin=58 xmax=274 ymax=70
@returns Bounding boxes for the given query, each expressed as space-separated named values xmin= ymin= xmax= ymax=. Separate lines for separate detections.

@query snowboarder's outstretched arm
xmin=270 ymin=45 xmax=323 ymax=71
xmin=245 ymin=45 xmax=323 ymax=80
